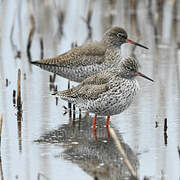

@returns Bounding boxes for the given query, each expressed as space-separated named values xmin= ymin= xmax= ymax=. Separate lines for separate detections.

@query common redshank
xmin=55 ymin=57 xmax=153 ymax=131
xmin=31 ymin=27 xmax=148 ymax=82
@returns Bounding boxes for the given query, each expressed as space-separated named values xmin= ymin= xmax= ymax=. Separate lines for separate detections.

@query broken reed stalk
xmin=10 ymin=7 xmax=21 ymax=59
xmin=148 ymin=0 xmax=159 ymax=45
xmin=52 ymin=74 xmax=56 ymax=82
xmin=53 ymin=0 xmax=65 ymax=38
xmin=56 ymin=97 xmax=58 ymax=106
xmin=49 ymin=75 xmax=52 ymax=83
xmin=155 ymin=121 xmax=158 ymax=128
xmin=68 ymin=80 xmax=72 ymax=121
xmin=78 ymin=113 xmax=81 ymax=131
xmin=49 ymin=74 xmax=56 ymax=83
xmin=0 ymin=114 xmax=3 ymax=145
xmin=143 ymin=176 xmax=150 ymax=180
xmin=129 ymin=0 xmax=141 ymax=55
xmin=84 ymin=0 xmax=95 ymax=41
xmin=73 ymin=104 xmax=76 ymax=121
xmin=177 ymin=146 xmax=180 ymax=159
xmin=57 ymin=9 xmax=65 ymax=37
xmin=49 ymin=74 xmax=56 ymax=91
xmin=164 ymin=132 xmax=168 ymax=146
xmin=49 ymin=76 xmax=53 ymax=91
xmin=5 ymin=79 xmax=8 ymax=87
xmin=26 ymin=0 xmax=35 ymax=62
xmin=164 ymin=118 xmax=168 ymax=132
xmin=0 ymin=158 xmax=4 ymax=180
xmin=130 ymin=0 xmax=136 ymax=11
xmin=68 ymin=80 xmax=71 ymax=110
xmin=71 ymin=41 xmax=78 ymax=49
xmin=0 ymin=142 xmax=4 ymax=180
xmin=0 ymin=115 xmax=3 ymax=179
xmin=54 ymin=85 xmax=57 ymax=92
xmin=108 ymin=0 xmax=115 ymax=26
xmin=27 ymin=22 xmax=35 ymax=61
xmin=161 ymin=170 xmax=165 ymax=180
xmin=37 ymin=172 xmax=49 ymax=180
xmin=163 ymin=118 xmax=168 ymax=145
xmin=24 ymin=73 xmax=27 ymax=80
xmin=17 ymin=69 xmax=21 ymax=108
xmin=40 ymin=37 xmax=44 ymax=59
xmin=155 ymin=0 xmax=164 ymax=33
xmin=109 ymin=127 xmax=137 ymax=179
xmin=17 ymin=69 xmax=22 ymax=152
xmin=147 ymin=0 xmax=158 ymax=44
xmin=17 ymin=115 xmax=22 ymax=152
xmin=79 ymin=109 xmax=82 ymax=120
xmin=13 ymin=90 xmax=16 ymax=106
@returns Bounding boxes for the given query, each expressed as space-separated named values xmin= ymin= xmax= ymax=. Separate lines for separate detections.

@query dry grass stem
xmin=10 ymin=8 xmax=21 ymax=59
xmin=108 ymin=0 xmax=116 ymax=26
xmin=37 ymin=172 xmax=50 ymax=180
xmin=26 ymin=0 xmax=35 ymax=61
xmin=17 ymin=69 xmax=21 ymax=108
xmin=177 ymin=145 xmax=180 ymax=159
xmin=83 ymin=0 xmax=95 ymax=42
xmin=40 ymin=37 xmax=44 ymax=59
xmin=53 ymin=0 xmax=66 ymax=39
xmin=109 ymin=127 xmax=137 ymax=179
xmin=0 ymin=114 xmax=3 ymax=143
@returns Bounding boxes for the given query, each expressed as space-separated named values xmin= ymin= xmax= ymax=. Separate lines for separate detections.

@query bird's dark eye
xmin=126 ymin=66 xmax=133 ymax=71
xmin=117 ymin=33 xmax=126 ymax=38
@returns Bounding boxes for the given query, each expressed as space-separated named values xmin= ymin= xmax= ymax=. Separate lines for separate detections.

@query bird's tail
xmin=31 ymin=58 xmax=60 ymax=74
xmin=52 ymin=89 xmax=77 ymax=104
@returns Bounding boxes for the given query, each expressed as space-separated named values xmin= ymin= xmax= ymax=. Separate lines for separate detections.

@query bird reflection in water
xmin=36 ymin=115 xmax=139 ymax=180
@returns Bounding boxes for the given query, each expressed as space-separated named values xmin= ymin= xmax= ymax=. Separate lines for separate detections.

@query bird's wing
xmin=59 ymin=83 xmax=109 ymax=100
xmin=31 ymin=41 xmax=106 ymax=68
xmin=81 ymin=68 xmax=114 ymax=85
xmin=58 ymin=70 xmax=115 ymax=100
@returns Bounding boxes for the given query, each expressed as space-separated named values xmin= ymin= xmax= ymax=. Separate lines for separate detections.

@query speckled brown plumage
xmin=31 ymin=26 xmax=148 ymax=82
xmin=56 ymin=57 xmax=153 ymax=116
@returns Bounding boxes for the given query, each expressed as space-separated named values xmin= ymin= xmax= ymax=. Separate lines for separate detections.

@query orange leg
xmin=93 ymin=114 xmax=97 ymax=140
xmin=106 ymin=116 xmax=110 ymax=137
xmin=93 ymin=114 xmax=97 ymax=128
xmin=106 ymin=116 xmax=110 ymax=126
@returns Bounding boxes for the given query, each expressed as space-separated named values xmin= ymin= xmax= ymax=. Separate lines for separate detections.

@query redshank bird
xmin=55 ymin=57 xmax=153 ymax=130
xmin=31 ymin=26 xmax=148 ymax=82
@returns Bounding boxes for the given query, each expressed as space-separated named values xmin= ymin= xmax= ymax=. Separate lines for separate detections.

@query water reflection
xmin=36 ymin=115 xmax=139 ymax=180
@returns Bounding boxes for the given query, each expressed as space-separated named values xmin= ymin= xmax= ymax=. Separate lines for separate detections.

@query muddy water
xmin=0 ymin=0 xmax=180 ymax=179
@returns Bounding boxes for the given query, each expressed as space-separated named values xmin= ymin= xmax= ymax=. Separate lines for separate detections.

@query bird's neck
xmin=105 ymin=47 xmax=121 ymax=60
xmin=104 ymin=47 xmax=122 ymax=66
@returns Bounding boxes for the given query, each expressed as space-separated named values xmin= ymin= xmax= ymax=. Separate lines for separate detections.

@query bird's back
xmin=31 ymin=41 xmax=107 ymax=82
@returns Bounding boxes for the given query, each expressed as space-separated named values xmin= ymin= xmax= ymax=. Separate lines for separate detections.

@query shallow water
xmin=0 ymin=0 xmax=180 ymax=179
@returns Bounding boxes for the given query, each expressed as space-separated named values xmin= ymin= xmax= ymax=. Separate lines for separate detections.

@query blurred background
xmin=0 ymin=0 xmax=180 ymax=179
